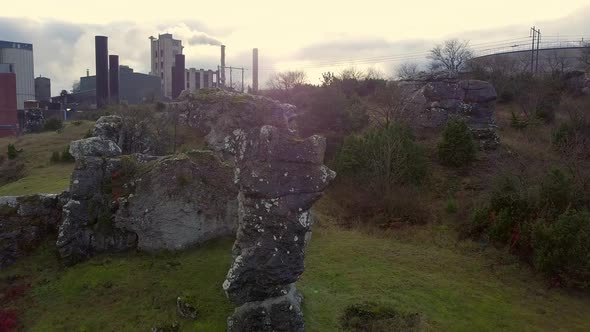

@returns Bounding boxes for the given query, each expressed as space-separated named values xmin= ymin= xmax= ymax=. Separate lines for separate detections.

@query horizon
xmin=2 ymin=0 xmax=590 ymax=93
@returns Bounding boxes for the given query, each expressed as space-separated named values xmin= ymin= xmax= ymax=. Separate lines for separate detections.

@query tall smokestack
xmin=252 ymin=48 xmax=259 ymax=93
xmin=171 ymin=54 xmax=186 ymax=99
xmin=95 ymin=36 xmax=109 ymax=108
xmin=109 ymin=55 xmax=120 ymax=104
xmin=220 ymin=45 xmax=226 ymax=87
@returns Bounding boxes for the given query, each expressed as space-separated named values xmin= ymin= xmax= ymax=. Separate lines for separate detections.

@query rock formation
xmin=402 ymin=74 xmax=499 ymax=149
xmin=0 ymin=194 xmax=65 ymax=267
xmin=178 ymin=90 xmax=336 ymax=331
xmin=57 ymin=115 xmax=239 ymax=264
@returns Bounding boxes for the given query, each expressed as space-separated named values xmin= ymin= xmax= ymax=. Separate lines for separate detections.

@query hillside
xmin=0 ymin=121 xmax=93 ymax=196
xmin=2 ymin=194 xmax=589 ymax=331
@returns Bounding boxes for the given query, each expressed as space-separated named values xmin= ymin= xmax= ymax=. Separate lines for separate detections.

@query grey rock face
xmin=57 ymin=149 xmax=137 ymax=265
xmin=93 ymin=115 xmax=123 ymax=143
xmin=406 ymin=77 xmax=499 ymax=149
xmin=178 ymin=90 xmax=335 ymax=331
xmin=69 ymin=137 xmax=122 ymax=159
xmin=0 ymin=194 xmax=64 ymax=268
xmin=227 ymin=284 xmax=304 ymax=332
xmin=57 ymin=117 xmax=240 ymax=265
xmin=114 ymin=152 xmax=238 ymax=251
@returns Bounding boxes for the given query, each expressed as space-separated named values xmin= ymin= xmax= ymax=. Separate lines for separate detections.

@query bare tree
xmin=579 ymin=43 xmax=590 ymax=69
xmin=544 ymin=50 xmax=573 ymax=75
xmin=369 ymin=82 xmax=418 ymax=127
xmin=339 ymin=67 xmax=365 ymax=80
xmin=396 ymin=62 xmax=420 ymax=80
xmin=428 ymin=39 xmax=474 ymax=74
xmin=267 ymin=70 xmax=307 ymax=90
xmin=365 ymin=67 xmax=385 ymax=80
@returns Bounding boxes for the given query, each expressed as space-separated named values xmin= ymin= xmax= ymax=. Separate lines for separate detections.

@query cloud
xmin=188 ymin=34 xmax=222 ymax=46
xmin=0 ymin=17 xmax=227 ymax=94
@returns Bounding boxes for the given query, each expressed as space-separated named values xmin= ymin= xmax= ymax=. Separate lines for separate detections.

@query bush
xmin=7 ymin=144 xmax=22 ymax=160
xmin=61 ymin=145 xmax=74 ymax=162
xmin=437 ymin=119 xmax=476 ymax=167
xmin=50 ymin=151 xmax=60 ymax=163
xmin=340 ymin=302 xmax=426 ymax=332
xmin=445 ymin=198 xmax=458 ymax=214
xmin=469 ymin=168 xmax=589 ymax=288
xmin=532 ymin=210 xmax=590 ymax=289
xmin=335 ymin=124 xmax=429 ymax=188
xmin=43 ymin=118 xmax=63 ymax=131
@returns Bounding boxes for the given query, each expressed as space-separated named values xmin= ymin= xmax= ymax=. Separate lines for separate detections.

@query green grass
xmin=0 ymin=121 xmax=93 ymax=196
xmin=2 ymin=220 xmax=589 ymax=331
xmin=1 ymin=238 xmax=234 ymax=331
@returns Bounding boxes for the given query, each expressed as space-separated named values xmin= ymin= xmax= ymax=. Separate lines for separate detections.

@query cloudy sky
xmin=2 ymin=0 xmax=590 ymax=94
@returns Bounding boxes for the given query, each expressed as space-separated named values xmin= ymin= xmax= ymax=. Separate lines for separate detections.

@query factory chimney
xmin=252 ymin=48 xmax=259 ymax=93
xmin=109 ymin=55 xmax=120 ymax=104
xmin=95 ymin=36 xmax=109 ymax=108
xmin=171 ymin=54 xmax=186 ymax=99
xmin=220 ymin=45 xmax=226 ymax=87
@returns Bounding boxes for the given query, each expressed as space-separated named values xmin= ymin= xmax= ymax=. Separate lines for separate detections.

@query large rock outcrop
xmin=178 ymin=90 xmax=336 ymax=331
xmin=402 ymin=74 xmax=499 ymax=149
xmin=57 ymin=115 xmax=239 ymax=265
xmin=56 ymin=137 xmax=136 ymax=265
xmin=113 ymin=152 xmax=238 ymax=251
xmin=0 ymin=194 xmax=65 ymax=268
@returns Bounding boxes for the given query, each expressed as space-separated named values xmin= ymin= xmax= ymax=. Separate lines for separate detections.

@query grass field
xmin=0 ymin=121 xmax=93 ymax=196
xmin=2 ymin=193 xmax=589 ymax=331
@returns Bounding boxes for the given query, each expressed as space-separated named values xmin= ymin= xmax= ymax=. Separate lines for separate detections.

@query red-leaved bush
xmin=0 ymin=310 xmax=17 ymax=332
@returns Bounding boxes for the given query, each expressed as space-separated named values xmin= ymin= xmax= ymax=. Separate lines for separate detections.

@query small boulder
xmin=69 ymin=137 xmax=122 ymax=159
xmin=177 ymin=296 xmax=198 ymax=320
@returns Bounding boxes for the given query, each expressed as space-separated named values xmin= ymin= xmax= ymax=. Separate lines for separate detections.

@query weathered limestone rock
xmin=402 ymin=74 xmax=499 ymax=149
xmin=114 ymin=151 xmax=238 ymax=251
xmin=178 ymin=90 xmax=336 ymax=331
xmin=57 ymin=138 xmax=136 ymax=266
xmin=0 ymin=194 xmax=65 ymax=268
xmin=57 ymin=117 xmax=240 ymax=265
xmin=93 ymin=115 xmax=123 ymax=143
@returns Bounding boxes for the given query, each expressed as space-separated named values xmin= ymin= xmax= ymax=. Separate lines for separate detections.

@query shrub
xmin=469 ymin=168 xmax=589 ymax=288
xmin=510 ymin=110 xmax=528 ymax=129
xmin=340 ymin=302 xmax=426 ymax=332
xmin=50 ymin=151 xmax=60 ymax=163
xmin=7 ymin=144 xmax=22 ymax=160
xmin=532 ymin=210 xmax=590 ymax=289
xmin=445 ymin=198 xmax=458 ymax=214
xmin=83 ymin=128 xmax=93 ymax=138
xmin=61 ymin=145 xmax=74 ymax=162
xmin=335 ymin=124 xmax=429 ymax=188
xmin=437 ymin=119 xmax=477 ymax=167
xmin=43 ymin=118 xmax=63 ymax=131
xmin=71 ymin=120 xmax=83 ymax=126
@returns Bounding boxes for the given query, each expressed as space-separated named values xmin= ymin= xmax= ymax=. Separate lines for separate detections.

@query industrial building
xmin=72 ymin=65 xmax=162 ymax=105
xmin=150 ymin=33 xmax=223 ymax=99
xmin=150 ymin=34 xmax=184 ymax=98
xmin=0 ymin=40 xmax=35 ymax=109
xmin=0 ymin=64 xmax=18 ymax=137
xmin=34 ymin=76 xmax=51 ymax=102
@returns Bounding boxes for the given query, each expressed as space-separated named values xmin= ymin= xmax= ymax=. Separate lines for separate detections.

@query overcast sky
xmin=2 ymin=0 xmax=590 ymax=94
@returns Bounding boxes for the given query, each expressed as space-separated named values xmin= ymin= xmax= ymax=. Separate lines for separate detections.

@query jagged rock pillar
xmin=222 ymin=125 xmax=335 ymax=331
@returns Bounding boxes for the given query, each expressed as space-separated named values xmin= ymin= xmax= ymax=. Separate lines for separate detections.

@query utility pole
xmin=529 ymin=27 xmax=537 ymax=73
xmin=530 ymin=26 xmax=541 ymax=74
xmin=535 ymin=28 xmax=541 ymax=74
